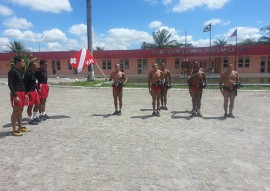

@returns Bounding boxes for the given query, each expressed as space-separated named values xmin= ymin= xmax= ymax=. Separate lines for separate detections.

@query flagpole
xmin=209 ymin=23 xmax=212 ymax=76
xmin=86 ymin=0 xmax=95 ymax=81
xmin=235 ymin=29 xmax=237 ymax=70
xmin=95 ymin=62 xmax=107 ymax=79
xmin=184 ymin=30 xmax=187 ymax=76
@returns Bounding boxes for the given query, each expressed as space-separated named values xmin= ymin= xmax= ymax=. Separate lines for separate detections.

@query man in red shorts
xmin=108 ymin=64 xmax=127 ymax=116
xmin=187 ymin=62 xmax=207 ymax=117
xmin=24 ymin=61 xmax=41 ymax=125
xmin=8 ymin=56 xmax=31 ymax=136
xmin=36 ymin=59 xmax=50 ymax=120
xmin=148 ymin=63 xmax=163 ymax=117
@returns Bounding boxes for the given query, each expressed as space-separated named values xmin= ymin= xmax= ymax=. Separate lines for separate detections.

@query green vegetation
xmin=52 ymin=80 xmax=270 ymax=90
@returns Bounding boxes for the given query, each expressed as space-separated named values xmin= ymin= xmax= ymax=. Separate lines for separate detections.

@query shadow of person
xmin=202 ymin=116 xmax=226 ymax=121
xmin=2 ymin=121 xmax=29 ymax=128
xmin=91 ymin=114 xmax=112 ymax=118
xmin=130 ymin=115 xmax=154 ymax=120
xmin=49 ymin=115 xmax=71 ymax=119
xmin=140 ymin=108 xmax=154 ymax=111
xmin=0 ymin=131 xmax=13 ymax=139
xmin=170 ymin=110 xmax=193 ymax=120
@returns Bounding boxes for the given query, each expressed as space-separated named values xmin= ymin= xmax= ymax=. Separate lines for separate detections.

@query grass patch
xmin=52 ymin=80 xmax=270 ymax=90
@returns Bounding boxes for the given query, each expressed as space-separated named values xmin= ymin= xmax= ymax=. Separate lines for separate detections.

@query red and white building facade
xmin=0 ymin=45 xmax=270 ymax=77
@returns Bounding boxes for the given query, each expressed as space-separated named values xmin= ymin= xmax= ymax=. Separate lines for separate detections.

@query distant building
xmin=1 ymin=45 xmax=270 ymax=77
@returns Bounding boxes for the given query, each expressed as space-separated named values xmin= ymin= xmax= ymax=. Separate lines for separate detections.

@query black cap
xmin=40 ymin=59 xmax=47 ymax=65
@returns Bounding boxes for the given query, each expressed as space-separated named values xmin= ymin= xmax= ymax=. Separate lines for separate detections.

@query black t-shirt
xmin=24 ymin=70 xmax=38 ymax=92
xmin=36 ymin=68 xmax=48 ymax=84
xmin=8 ymin=67 xmax=26 ymax=97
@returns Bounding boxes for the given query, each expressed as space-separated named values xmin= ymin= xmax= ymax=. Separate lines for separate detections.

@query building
xmin=1 ymin=45 xmax=270 ymax=78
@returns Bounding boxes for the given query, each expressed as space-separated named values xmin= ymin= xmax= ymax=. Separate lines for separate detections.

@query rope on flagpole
xmin=94 ymin=62 xmax=107 ymax=79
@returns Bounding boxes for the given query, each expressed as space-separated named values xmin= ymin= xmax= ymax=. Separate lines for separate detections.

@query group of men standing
xmin=107 ymin=61 xmax=240 ymax=118
xmin=8 ymin=56 xmax=50 ymax=136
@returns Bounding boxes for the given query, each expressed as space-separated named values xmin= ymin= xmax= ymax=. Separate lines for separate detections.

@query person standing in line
xmin=219 ymin=63 xmax=240 ymax=118
xmin=160 ymin=62 xmax=171 ymax=110
xmin=8 ymin=56 xmax=31 ymax=136
xmin=24 ymin=61 xmax=41 ymax=125
xmin=36 ymin=59 xmax=50 ymax=120
xmin=187 ymin=62 xmax=207 ymax=117
xmin=148 ymin=63 xmax=163 ymax=117
xmin=107 ymin=64 xmax=127 ymax=116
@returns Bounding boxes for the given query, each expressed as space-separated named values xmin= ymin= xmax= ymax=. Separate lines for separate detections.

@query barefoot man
xmin=148 ymin=63 xmax=163 ymax=117
xmin=160 ymin=62 xmax=171 ymax=110
xmin=219 ymin=63 xmax=240 ymax=118
xmin=187 ymin=62 xmax=207 ymax=117
xmin=108 ymin=64 xmax=127 ymax=116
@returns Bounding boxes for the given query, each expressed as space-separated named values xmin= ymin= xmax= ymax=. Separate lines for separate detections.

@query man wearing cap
xmin=36 ymin=59 xmax=50 ymax=120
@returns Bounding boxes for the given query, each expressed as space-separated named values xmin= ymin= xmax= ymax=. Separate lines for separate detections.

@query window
xmin=102 ymin=60 xmax=106 ymax=69
xmin=68 ymin=60 xmax=72 ymax=70
xmin=245 ymin=57 xmax=250 ymax=67
xmin=260 ymin=57 xmax=265 ymax=72
xmin=223 ymin=57 xmax=228 ymax=68
xmin=175 ymin=58 xmax=180 ymax=69
xmin=124 ymin=59 xmax=129 ymax=70
xmin=143 ymin=59 xmax=148 ymax=69
xmin=52 ymin=60 xmax=61 ymax=70
xmin=238 ymin=57 xmax=243 ymax=68
xmin=107 ymin=60 xmax=112 ymax=69
xmin=268 ymin=56 xmax=270 ymax=73
xmin=57 ymin=61 xmax=61 ymax=70
xmin=120 ymin=59 xmax=129 ymax=70
xmin=156 ymin=58 xmax=166 ymax=66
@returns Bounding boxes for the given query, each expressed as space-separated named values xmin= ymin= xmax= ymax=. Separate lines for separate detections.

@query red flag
xmin=230 ymin=29 xmax=237 ymax=37
xmin=69 ymin=48 xmax=96 ymax=73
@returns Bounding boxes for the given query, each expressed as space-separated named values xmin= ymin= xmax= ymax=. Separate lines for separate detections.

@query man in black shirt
xmin=24 ymin=61 xmax=41 ymax=125
xmin=8 ymin=56 xmax=31 ymax=136
xmin=36 ymin=59 xmax=50 ymax=120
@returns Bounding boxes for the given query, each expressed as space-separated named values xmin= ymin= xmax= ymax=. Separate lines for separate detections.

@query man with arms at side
xmin=148 ymin=63 xmax=163 ymax=117
xmin=187 ymin=62 xmax=207 ymax=117
xmin=24 ymin=61 xmax=41 ymax=125
xmin=36 ymin=59 xmax=50 ymax=120
xmin=160 ymin=62 xmax=171 ymax=110
xmin=108 ymin=64 xmax=127 ymax=116
xmin=8 ymin=56 xmax=31 ymax=136
xmin=219 ymin=63 xmax=240 ymax=118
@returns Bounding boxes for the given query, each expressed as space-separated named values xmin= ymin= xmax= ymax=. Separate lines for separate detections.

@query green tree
xmin=141 ymin=29 xmax=178 ymax=49
xmin=7 ymin=41 xmax=27 ymax=53
xmin=258 ymin=25 xmax=270 ymax=44
xmin=239 ymin=38 xmax=257 ymax=46
xmin=95 ymin=46 xmax=105 ymax=50
xmin=213 ymin=38 xmax=227 ymax=46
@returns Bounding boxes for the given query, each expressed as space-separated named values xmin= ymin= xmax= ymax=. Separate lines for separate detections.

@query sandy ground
xmin=0 ymin=84 xmax=270 ymax=191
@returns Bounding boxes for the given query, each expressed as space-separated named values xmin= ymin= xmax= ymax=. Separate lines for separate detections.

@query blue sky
xmin=0 ymin=0 xmax=269 ymax=52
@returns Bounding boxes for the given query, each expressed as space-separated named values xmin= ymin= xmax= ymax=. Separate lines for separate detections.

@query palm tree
xmin=141 ymin=29 xmax=178 ymax=49
xmin=258 ymin=25 xmax=270 ymax=44
xmin=213 ymin=38 xmax=227 ymax=46
xmin=95 ymin=46 xmax=105 ymax=50
xmin=239 ymin=38 xmax=257 ymax=46
xmin=7 ymin=41 xmax=27 ymax=53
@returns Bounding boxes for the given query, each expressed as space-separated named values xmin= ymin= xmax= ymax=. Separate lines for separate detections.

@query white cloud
xmin=9 ymin=0 xmax=72 ymax=13
xmin=46 ymin=42 xmax=63 ymax=51
xmin=172 ymin=0 xmax=230 ymax=12
xmin=0 ymin=5 xmax=13 ymax=16
xmin=42 ymin=28 xmax=67 ymax=42
xmin=145 ymin=0 xmax=158 ymax=4
xmin=68 ymin=23 xmax=87 ymax=36
xmin=2 ymin=29 xmax=37 ymax=42
xmin=204 ymin=18 xmax=221 ymax=26
xmin=162 ymin=0 xmax=172 ymax=5
xmin=0 ymin=37 xmax=10 ymax=52
xmin=149 ymin=21 xmax=163 ymax=29
xmin=226 ymin=27 xmax=261 ymax=43
xmin=222 ymin=21 xmax=231 ymax=26
xmin=3 ymin=16 xmax=33 ymax=29
xmin=94 ymin=28 xmax=152 ymax=50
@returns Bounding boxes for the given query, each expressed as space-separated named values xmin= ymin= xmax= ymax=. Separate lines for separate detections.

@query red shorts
xmin=151 ymin=85 xmax=161 ymax=91
xmin=10 ymin=91 xmax=25 ymax=107
xmin=190 ymin=86 xmax=202 ymax=93
xmin=38 ymin=83 xmax=49 ymax=99
xmin=28 ymin=91 xmax=40 ymax=106
xmin=113 ymin=86 xmax=123 ymax=92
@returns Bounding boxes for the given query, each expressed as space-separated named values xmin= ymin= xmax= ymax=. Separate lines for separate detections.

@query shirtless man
xmin=148 ymin=63 xmax=163 ymax=117
xmin=160 ymin=62 xmax=171 ymax=110
xmin=187 ymin=62 xmax=207 ymax=117
xmin=108 ymin=64 xmax=127 ymax=116
xmin=219 ymin=63 xmax=240 ymax=118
